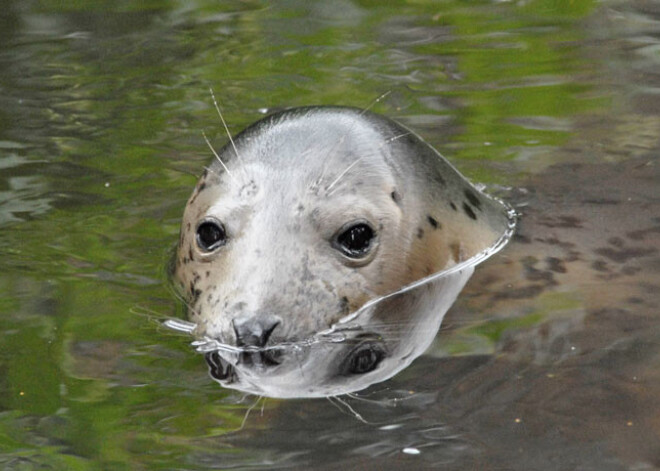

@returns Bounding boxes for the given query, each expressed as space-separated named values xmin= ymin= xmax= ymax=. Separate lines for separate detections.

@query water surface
xmin=1 ymin=0 xmax=659 ymax=469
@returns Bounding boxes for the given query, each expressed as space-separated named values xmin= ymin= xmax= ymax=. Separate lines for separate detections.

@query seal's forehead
xmin=234 ymin=109 xmax=395 ymax=173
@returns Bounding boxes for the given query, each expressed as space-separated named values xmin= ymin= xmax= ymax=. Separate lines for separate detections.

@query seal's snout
xmin=232 ymin=314 xmax=283 ymax=368
xmin=232 ymin=314 xmax=281 ymax=348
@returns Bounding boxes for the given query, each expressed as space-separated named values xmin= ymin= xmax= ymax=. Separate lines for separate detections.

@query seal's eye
xmin=334 ymin=222 xmax=375 ymax=258
xmin=196 ymin=219 xmax=227 ymax=252
xmin=341 ymin=342 xmax=385 ymax=375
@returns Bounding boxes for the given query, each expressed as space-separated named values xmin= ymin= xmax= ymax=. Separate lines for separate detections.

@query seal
xmin=170 ymin=106 xmax=514 ymax=397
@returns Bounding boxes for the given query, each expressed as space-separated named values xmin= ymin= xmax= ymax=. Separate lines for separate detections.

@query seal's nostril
xmin=232 ymin=314 xmax=281 ymax=348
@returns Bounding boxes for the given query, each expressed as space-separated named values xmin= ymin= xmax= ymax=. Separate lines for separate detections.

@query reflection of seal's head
xmin=171 ymin=106 xmax=514 ymax=398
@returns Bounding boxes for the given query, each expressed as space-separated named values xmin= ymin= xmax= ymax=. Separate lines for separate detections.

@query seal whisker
xmin=209 ymin=87 xmax=248 ymax=179
xmin=202 ymin=131 xmax=235 ymax=182
xmin=312 ymin=134 xmax=346 ymax=191
xmin=325 ymin=156 xmax=364 ymax=194
xmin=327 ymin=395 xmax=370 ymax=424
xmin=383 ymin=132 xmax=411 ymax=144
xmin=234 ymin=395 xmax=263 ymax=432
xmin=314 ymin=91 xmax=390 ymax=190
xmin=314 ymin=91 xmax=391 ymax=190
xmin=162 ymin=318 xmax=197 ymax=334
xmin=360 ymin=90 xmax=392 ymax=115
xmin=166 ymin=282 xmax=203 ymax=321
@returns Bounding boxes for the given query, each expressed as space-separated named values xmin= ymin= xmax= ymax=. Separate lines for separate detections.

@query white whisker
xmin=235 ymin=395 xmax=263 ymax=432
xmin=209 ymin=87 xmax=246 ymax=170
xmin=163 ymin=318 xmax=197 ymax=334
xmin=325 ymin=157 xmax=363 ymax=194
xmin=330 ymin=395 xmax=370 ymax=424
xmin=384 ymin=132 xmax=411 ymax=144
xmin=202 ymin=131 xmax=234 ymax=181
xmin=360 ymin=90 xmax=392 ymax=115
xmin=312 ymin=135 xmax=346 ymax=191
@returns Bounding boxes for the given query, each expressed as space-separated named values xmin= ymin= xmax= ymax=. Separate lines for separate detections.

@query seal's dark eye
xmin=342 ymin=343 xmax=385 ymax=375
xmin=196 ymin=220 xmax=226 ymax=252
xmin=334 ymin=222 xmax=375 ymax=258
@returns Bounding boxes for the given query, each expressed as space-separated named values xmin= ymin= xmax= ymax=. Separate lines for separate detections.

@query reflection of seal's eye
xmin=334 ymin=222 xmax=375 ymax=258
xmin=342 ymin=342 xmax=385 ymax=375
xmin=196 ymin=220 xmax=227 ymax=252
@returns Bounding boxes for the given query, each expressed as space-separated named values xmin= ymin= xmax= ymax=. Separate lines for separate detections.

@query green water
xmin=1 ymin=0 xmax=659 ymax=469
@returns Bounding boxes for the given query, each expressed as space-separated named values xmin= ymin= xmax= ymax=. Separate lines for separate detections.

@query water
xmin=0 ymin=0 xmax=658 ymax=469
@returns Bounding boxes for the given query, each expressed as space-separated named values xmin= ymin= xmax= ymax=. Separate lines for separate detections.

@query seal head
xmin=171 ymin=106 xmax=514 ymax=397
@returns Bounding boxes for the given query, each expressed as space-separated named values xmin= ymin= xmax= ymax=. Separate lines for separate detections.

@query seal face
xmin=171 ymin=106 xmax=515 ymax=398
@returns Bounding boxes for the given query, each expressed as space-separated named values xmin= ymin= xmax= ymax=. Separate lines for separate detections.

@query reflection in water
xmin=167 ymin=107 xmax=516 ymax=397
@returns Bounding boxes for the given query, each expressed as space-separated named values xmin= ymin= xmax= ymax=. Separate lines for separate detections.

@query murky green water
xmin=1 ymin=0 xmax=659 ymax=469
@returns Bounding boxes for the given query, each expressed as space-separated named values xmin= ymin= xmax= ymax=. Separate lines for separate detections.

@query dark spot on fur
xmin=538 ymin=215 xmax=582 ymax=229
xmin=594 ymin=246 xmax=657 ymax=263
xmin=523 ymin=265 xmax=555 ymax=283
xmin=546 ymin=257 xmax=566 ymax=273
xmin=569 ymin=251 xmax=582 ymax=262
xmin=198 ymin=182 xmax=207 ymax=193
xmin=464 ymin=189 xmax=482 ymax=209
xmin=206 ymin=271 xmax=210 ymax=278
xmin=391 ymin=190 xmax=401 ymax=205
xmin=536 ymin=236 xmax=576 ymax=249
xmin=187 ymin=222 xmax=191 ymax=231
xmin=427 ymin=215 xmax=440 ymax=229
xmin=202 ymin=169 xmax=208 ymax=178
xmin=450 ymin=201 xmax=457 ymax=211
xmin=192 ymin=289 xmax=202 ymax=305
xmin=417 ymin=227 xmax=424 ymax=239
xmin=521 ymin=257 xmax=557 ymax=284
xmin=189 ymin=187 xmax=203 ymax=205
xmin=627 ymin=225 xmax=660 ymax=241
xmin=463 ymin=202 xmax=477 ymax=220
xmin=188 ymin=248 xmax=194 ymax=262
xmin=207 ymin=294 xmax=212 ymax=303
